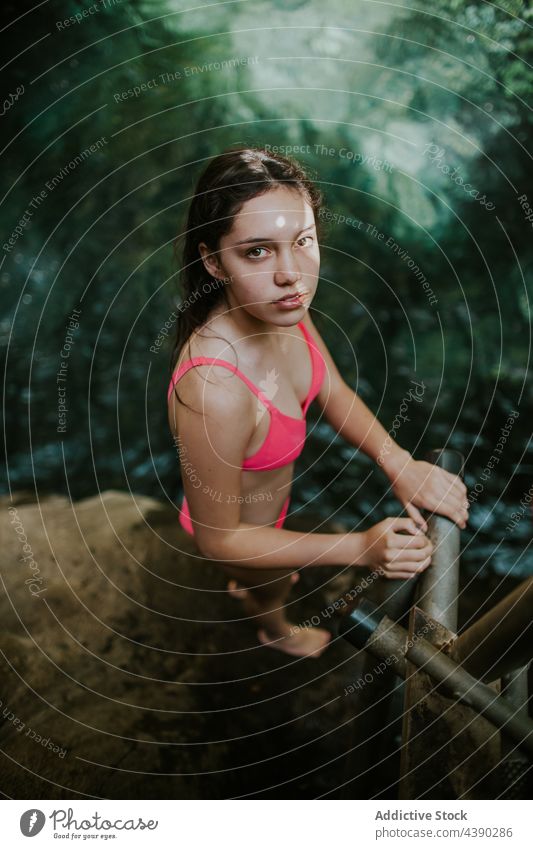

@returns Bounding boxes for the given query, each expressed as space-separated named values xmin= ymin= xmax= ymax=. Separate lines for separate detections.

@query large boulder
xmin=0 ymin=491 xmax=362 ymax=799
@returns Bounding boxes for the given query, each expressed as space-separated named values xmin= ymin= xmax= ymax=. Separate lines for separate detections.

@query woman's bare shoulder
xmin=176 ymin=315 xmax=241 ymax=367
xmin=169 ymin=317 xmax=254 ymax=419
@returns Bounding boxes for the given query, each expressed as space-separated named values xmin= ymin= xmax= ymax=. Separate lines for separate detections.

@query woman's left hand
xmin=387 ymin=454 xmax=469 ymax=530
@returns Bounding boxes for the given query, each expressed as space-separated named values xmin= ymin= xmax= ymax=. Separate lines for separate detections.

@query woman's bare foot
xmin=257 ymin=626 xmax=331 ymax=658
xmin=227 ymin=573 xmax=299 ymax=600
xmin=226 ymin=579 xmax=248 ymax=600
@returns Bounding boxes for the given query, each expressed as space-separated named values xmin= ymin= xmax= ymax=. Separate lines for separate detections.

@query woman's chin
xmin=269 ymin=305 xmax=308 ymax=326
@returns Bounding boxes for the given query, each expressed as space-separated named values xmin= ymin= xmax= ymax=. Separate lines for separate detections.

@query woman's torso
xmin=168 ymin=312 xmax=325 ymax=527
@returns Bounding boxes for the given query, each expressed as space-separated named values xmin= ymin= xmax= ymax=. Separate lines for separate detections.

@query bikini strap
xmin=297 ymin=322 xmax=326 ymax=410
xmin=168 ymin=357 xmax=274 ymax=407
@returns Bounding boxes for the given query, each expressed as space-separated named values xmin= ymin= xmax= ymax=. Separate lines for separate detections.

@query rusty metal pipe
xmin=499 ymin=666 xmax=531 ymax=798
xmin=339 ymin=599 xmax=533 ymax=758
xmin=450 ymin=578 xmax=533 ymax=683
xmin=416 ymin=448 xmax=464 ymax=632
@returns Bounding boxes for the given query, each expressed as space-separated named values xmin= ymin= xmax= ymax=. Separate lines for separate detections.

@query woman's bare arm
xmin=301 ymin=313 xmax=468 ymax=527
xmin=301 ymin=311 xmax=408 ymax=473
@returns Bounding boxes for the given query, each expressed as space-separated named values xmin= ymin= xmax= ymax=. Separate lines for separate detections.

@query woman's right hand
xmin=360 ymin=517 xmax=433 ymax=579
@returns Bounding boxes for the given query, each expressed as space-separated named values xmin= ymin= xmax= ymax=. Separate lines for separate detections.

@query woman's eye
xmin=297 ymin=235 xmax=314 ymax=247
xmin=246 ymin=246 xmax=268 ymax=258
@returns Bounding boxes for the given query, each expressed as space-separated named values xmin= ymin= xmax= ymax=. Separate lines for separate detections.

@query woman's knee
xmin=222 ymin=563 xmax=294 ymax=588
xmin=222 ymin=564 xmax=295 ymax=609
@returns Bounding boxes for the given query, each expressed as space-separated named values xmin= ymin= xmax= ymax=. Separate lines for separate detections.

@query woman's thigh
xmin=222 ymin=563 xmax=297 ymax=600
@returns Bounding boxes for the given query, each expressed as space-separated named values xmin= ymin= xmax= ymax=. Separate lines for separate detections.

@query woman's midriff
xmin=180 ymin=464 xmax=294 ymax=537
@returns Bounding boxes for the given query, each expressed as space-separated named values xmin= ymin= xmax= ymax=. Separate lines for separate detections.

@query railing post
xmin=337 ymin=549 xmax=418 ymax=796
xmin=337 ymin=445 xmax=533 ymax=798
xmin=399 ymin=448 xmax=465 ymax=795
xmin=338 ymin=599 xmax=533 ymax=759
xmin=416 ymin=448 xmax=464 ymax=631
xmin=498 ymin=666 xmax=531 ymax=798
xmin=338 ymin=447 xmax=464 ymax=797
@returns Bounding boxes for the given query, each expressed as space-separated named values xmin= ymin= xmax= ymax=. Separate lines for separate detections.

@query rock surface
xmin=0 ymin=490 xmax=364 ymax=799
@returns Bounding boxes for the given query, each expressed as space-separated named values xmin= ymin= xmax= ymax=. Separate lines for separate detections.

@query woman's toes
xmin=227 ymin=580 xmax=248 ymax=600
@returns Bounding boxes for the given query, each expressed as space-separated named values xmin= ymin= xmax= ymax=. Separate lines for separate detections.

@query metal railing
xmin=336 ymin=448 xmax=532 ymax=799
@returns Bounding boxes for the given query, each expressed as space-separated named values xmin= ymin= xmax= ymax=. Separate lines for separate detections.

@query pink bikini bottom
xmin=179 ymin=494 xmax=291 ymax=537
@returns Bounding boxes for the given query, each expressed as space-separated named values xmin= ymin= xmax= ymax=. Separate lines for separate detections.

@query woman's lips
xmin=272 ymin=291 xmax=307 ymax=309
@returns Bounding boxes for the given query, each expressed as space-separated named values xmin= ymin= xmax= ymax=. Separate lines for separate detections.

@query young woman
xmin=167 ymin=147 xmax=469 ymax=658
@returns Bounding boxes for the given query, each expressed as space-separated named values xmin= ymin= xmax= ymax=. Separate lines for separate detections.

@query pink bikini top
xmin=167 ymin=321 xmax=326 ymax=472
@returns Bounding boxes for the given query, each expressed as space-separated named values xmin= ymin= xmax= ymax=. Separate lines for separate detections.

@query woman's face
xmin=199 ymin=185 xmax=320 ymax=325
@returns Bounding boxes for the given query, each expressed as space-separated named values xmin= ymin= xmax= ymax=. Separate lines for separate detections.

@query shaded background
xmin=2 ymin=0 xmax=532 ymax=579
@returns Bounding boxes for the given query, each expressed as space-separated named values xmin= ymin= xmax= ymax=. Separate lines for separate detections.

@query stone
xmin=0 ymin=491 xmax=359 ymax=799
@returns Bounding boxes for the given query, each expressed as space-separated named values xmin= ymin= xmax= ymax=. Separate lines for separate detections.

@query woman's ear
xmin=198 ymin=242 xmax=224 ymax=280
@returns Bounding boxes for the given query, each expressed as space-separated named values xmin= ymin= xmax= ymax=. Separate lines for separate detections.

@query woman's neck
xmin=210 ymin=298 xmax=281 ymax=342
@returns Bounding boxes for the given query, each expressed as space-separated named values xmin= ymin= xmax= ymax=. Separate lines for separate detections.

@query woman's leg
xmin=227 ymin=495 xmax=296 ymax=598
xmin=224 ymin=562 xmax=296 ymax=622
xmin=222 ymin=562 xmax=330 ymax=658
xmin=221 ymin=496 xmax=330 ymax=657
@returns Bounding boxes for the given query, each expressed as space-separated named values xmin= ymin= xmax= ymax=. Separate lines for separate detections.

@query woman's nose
xmin=274 ymin=268 xmax=300 ymax=285
xmin=273 ymin=250 xmax=301 ymax=284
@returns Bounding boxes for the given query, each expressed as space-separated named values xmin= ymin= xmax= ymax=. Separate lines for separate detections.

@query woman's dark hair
xmin=168 ymin=146 xmax=324 ymax=395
